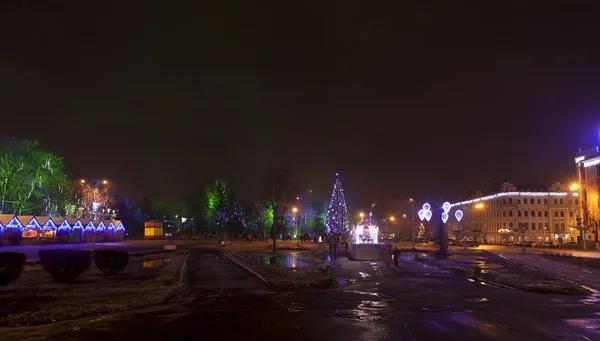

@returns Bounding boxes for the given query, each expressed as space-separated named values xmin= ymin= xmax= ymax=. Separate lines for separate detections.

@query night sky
xmin=1 ymin=2 xmax=600 ymax=213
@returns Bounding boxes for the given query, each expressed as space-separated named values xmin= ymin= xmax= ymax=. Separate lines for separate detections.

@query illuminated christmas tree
xmin=325 ymin=174 xmax=349 ymax=236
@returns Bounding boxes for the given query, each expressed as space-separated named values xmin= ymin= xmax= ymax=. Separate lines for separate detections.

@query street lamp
xmin=409 ymin=198 xmax=416 ymax=250
xmin=359 ymin=212 xmax=365 ymax=220
xmin=292 ymin=207 xmax=300 ymax=246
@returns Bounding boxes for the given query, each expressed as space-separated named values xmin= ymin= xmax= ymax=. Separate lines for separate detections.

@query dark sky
xmin=1 ymin=2 xmax=600 ymax=213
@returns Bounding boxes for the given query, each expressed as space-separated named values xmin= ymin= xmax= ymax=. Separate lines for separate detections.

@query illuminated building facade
xmin=575 ymin=146 xmax=600 ymax=242
xmin=451 ymin=182 xmax=578 ymax=244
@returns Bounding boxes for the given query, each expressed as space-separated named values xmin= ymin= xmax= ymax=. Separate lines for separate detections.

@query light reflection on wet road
xmin=44 ymin=249 xmax=600 ymax=341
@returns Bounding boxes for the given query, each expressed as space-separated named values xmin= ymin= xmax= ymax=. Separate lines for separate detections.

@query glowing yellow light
xmin=390 ymin=216 xmax=395 ymax=221
xmin=570 ymin=183 xmax=579 ymax=191
xmin=80 ymin=179 xmax=86 ymax=183
xmin=292 ymin=207 xmax=298 ymax=213
xmin=403 ymin=214 xmax=407 ymax=218
xmin=102 ymin=180 xmax=108 ymax=184
xmin=475 ymin=203 xmax=484 ymax=209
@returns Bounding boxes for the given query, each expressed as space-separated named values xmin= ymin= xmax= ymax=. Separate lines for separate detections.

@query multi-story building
xmin=450 ymin=182 xmax=579 ymax=244
xmin=575 ymin=145 xmax=600 ymax=243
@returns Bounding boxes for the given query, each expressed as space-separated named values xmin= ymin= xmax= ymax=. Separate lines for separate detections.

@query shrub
xmin=94 ymin=249 xmax=129 ymax=275
xmin=0 ymin=252 xmax=27 ymax=285
xmin=39 ymin=249 xmax=93 ymax=283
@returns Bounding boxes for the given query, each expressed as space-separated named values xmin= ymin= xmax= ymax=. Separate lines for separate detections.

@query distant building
xmin=575 ymin=146 xmax=600 ymax=242
xmin=451 ymin=182 xmax=578 ymax=244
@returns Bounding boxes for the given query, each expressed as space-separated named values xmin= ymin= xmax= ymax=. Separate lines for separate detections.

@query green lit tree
xmin=205 ymin=180 xmax=232 ymax=237
xmin=0 ymin=139 xmax=70 ymax=215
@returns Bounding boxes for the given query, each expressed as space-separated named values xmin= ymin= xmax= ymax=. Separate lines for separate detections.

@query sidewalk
xmin=494 ymin=251 xmax=600 ymax=291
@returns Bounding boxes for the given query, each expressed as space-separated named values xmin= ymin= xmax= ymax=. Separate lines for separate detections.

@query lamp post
xmin=418 ymin=200 xmax=464 ymax=255
xmin=520 ymin=223 xmax=526 ymax=253
xmin=410 ymin=198 xmax=415 ymax=250
xmin=292 ymin=207 xmax=300 ymax=246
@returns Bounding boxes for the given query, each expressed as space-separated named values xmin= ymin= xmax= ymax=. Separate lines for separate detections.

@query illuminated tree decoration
xmin=441 ymin=212 xmax=449 ymax=223
xmin=325 ymin=176 xmax=349 ymax=236
xmin=455 ymin=210 xmax=464 ymax=222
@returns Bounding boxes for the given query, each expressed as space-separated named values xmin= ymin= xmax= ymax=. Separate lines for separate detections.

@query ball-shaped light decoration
xmin=424 ymin=210 xmax=432 ymax=221
xmin=442 ymin=202 xmax=451 ymax=214
xmin=423 ymin=203 xmax=431 ymax=211
xmin=418 ymin=209 xmax=426 ymax=221
xmin=441 ymin=212 xmax=449 ymax=223
xmin=455 ymin=210 xmax=464 ymax=222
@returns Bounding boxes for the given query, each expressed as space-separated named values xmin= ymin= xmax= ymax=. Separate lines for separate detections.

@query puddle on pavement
xmin=333 ymin=300 xmax=392 ymax=321
xmin=465 ymin=297 xmax=489 ymax=303
xmin=580 ymin=286 xmax=600 ymax=305
xmin=124 ymin=258 xmax=171 ymax=273
xmin=244 ymin=253 xmax=312 ymax=268
xmin=358 ymin=271 xmax=371 ymax=279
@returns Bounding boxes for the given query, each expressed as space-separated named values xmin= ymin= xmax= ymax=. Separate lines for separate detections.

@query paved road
xmin=396 ymin=241 xmax=600 ymax=258
xmin=40 ymin=248 xmax=600 ymax=341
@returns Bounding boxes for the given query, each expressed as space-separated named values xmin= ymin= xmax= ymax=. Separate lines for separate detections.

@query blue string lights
xmin=325 ymin=175 xmax=349 ymax=236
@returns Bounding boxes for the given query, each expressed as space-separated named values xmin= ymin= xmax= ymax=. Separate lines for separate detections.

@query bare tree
xmin=586 ymin=208 xmax=600 ymax=250
xmin=264 ymin=169 xmax=297 ymax=253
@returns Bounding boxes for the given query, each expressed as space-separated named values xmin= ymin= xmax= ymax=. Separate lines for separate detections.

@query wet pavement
xmin=41 ymin=249 xmax=600 ymax=341
xmin=241 ymin=252 xmax=313 ymax=268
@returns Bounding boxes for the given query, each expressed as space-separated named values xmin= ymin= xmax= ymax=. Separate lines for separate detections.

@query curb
xmin=225 ymin=253 xmax=269 ymax=285
xmin=179 ymin=253 xmax=191 ymax=286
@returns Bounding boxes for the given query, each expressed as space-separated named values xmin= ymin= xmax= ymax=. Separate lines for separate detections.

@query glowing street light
xmin=292 ymin=207 xmax=298 ymax=213
xmin=102 ymin=180 xmax=108 ymax=185
xmin=570 ymin=183 xmax=579 ymax=191
xmin=359 ymin=212 xmax=365 ymax=219
xmin=390 ymin=216 xmax=395 ymax=222
xmin=475 ymin=203 xmax=484 ymax=209
xmin=80 ymin=179 xmax=86 ymax=184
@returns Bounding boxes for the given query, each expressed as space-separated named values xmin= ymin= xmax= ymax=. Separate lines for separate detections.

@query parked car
xmin=463 ymin=240 xmax=479 ymax=247
xmin=447 ymin=239 xmax=462 ymax=246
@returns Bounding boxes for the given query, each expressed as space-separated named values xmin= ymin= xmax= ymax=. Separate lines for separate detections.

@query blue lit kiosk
xmin=0 ymin=214 xmax=23 ymax=245
xmin=67 ymin=218 xmax=84 ymax=243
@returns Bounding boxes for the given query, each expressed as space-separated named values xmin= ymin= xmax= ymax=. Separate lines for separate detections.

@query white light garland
xmin=583 ymin=158 xmax=600 ymax=168
xmin=451 ymin=191 xmax=577 ymax=207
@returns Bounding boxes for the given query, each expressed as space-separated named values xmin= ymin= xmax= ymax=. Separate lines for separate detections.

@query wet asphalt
xmin=48 ymin=248 xmax=600 ymax=341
